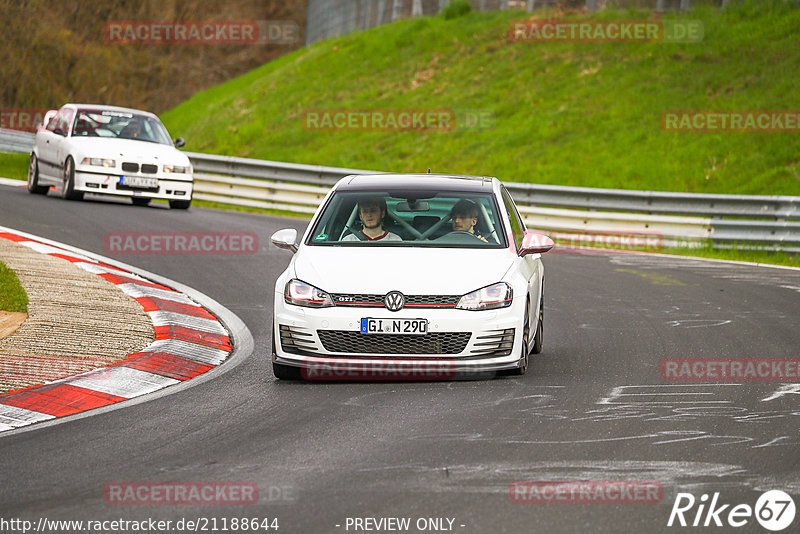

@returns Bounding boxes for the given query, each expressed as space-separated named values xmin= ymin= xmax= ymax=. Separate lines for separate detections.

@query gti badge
xmin=384 ymin=291 xmax=405 ymax=312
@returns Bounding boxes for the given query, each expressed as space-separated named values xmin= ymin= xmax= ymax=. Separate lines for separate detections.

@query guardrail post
xmin=392 ymin=0 xmax=403 ymax=21
xmin=527 ymin=0 xmax=536 ymax=11
xmin=377 ymin=0 xmax=386 ymax=24
xmin=412 ymin=0 xmax=422 ymax=16
xmin=586 ymin=0 xmax=598 ymax=13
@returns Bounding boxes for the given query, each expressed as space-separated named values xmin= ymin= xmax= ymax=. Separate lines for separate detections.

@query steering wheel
xmin=440 ymin=231 xmax=485 ymax=242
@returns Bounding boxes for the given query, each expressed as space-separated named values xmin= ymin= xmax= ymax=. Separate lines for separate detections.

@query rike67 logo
xmin=668 ymin=490 xmax=795 ymax=531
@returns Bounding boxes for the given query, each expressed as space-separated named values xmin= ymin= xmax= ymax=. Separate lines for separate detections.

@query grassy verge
xmin=659 ymin=244 xmax=800 ymax=268
xmin=0 ymin=261 xmax=28 ymax=313
xmin=0 ymin=153 xmax=28 ymax=181
xmin=162 ymin=1 xmax=800 ymax=195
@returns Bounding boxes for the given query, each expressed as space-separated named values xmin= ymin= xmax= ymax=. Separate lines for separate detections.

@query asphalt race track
xmin=1 ymin=185 xmax=799 ymax=533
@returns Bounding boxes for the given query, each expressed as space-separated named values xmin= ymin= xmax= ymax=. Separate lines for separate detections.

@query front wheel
xmin=509 ymin=304 xmax=530 ymax=376
xmin=27 ymin=154 xmax=49 ymax=195
xmin=61 ymin=157 xmax=83 ymax=200
xmin=531 ymin=292 xmax=544 ymax=355
xmin=169 ymin=199 xmax=191 ymax=210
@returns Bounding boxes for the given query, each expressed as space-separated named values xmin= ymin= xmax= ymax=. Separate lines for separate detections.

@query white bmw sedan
xmin=270 ymin=174 xmax=554 ymax=380
xmin=27 ymin=104 xmax=193 ymax=209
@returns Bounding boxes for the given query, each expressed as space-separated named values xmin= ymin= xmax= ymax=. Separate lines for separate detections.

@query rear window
xmin=305 ymin=191 xmax=507 ymax=248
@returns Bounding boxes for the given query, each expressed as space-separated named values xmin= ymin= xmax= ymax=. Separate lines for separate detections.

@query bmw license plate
xmin=120 ymin=175 xmax=158 ymax=189
xmin=360 ymin=318 xmax=428 ymax=335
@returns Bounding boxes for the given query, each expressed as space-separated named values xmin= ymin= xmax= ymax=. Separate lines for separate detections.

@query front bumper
xmin=272 ymin=299 xmax=525 ymax=375
xmin=74 ymin=170 xmax=193 ymax=200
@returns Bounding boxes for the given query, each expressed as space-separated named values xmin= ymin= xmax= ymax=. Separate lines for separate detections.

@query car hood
xmin=69 ymin=137 xmax=189 ymax=164
xmin=293 ymin=246 xmax=515 ymax=295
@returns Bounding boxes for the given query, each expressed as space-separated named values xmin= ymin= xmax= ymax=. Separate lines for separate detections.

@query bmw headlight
xmin=456 ymin=282 xmax=513 ymax=311
xmin=163 ymin=164 xmax=191 ymax=174
xmin=284 ymin=279 xmax=334 ymax=308
xmin=81 ymin=157 xmax=115 ymax=167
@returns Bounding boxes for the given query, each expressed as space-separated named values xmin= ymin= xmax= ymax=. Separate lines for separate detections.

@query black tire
xmin=61 ymin=157 xmax=83 ymax=200
xmin=131 ymin=197 xmax=151 ymax=207
xmin=169 ymin=199 xmax=191 ymax=209
xmin=509 ymin=303 xmax=530 ymax=376
xmin=531 ymin=291 xmax=544 ymax=355
xmin=27 ymin=154 xmax=49 ymax=195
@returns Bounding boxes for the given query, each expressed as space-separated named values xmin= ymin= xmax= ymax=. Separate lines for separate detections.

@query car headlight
xmin=163 ymin=164 xmax=191 ymax=173
xmin=81 ymin=157 xmax=115 ymax=167
xmin=456 ymin=282 xmax=513 ymax=311
xmin=284 ymin=279 xmax=334 ymax=308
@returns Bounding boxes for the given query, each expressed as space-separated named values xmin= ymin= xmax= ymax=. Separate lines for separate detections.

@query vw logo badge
xmin=384 ymin=291 xmax=405 ymax=312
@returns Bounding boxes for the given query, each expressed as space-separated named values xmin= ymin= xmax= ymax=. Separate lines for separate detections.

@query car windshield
xmin=306 ymin=190 xmax=507 ymax=248
xmin=71 ymin=109 xmax=173 ymax=145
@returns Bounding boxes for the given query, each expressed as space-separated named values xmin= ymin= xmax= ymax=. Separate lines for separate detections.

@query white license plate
xmin=120 ymin=176 xmax=158 ymax=188
xmin=360 ymin=318 xmax=428 ymax=335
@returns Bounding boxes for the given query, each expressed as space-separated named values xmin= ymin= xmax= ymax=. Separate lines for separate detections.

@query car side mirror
xmin=174 ymin=137 xmax=186 ymax=148
xmin=271 ymin=228 xmax=298 ymax=253
xmin=518 ymin=230 xmax=555 ymax=256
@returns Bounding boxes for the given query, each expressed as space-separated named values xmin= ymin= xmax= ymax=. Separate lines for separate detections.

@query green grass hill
xmin=161 ymin=0 xmax=800 ymax=195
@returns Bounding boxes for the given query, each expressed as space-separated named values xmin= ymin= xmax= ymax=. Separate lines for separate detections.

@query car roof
xmin=63 ymin=103 xmax=159 ymax=119
xmin=336 ymin=173 xmax=497 ymax=193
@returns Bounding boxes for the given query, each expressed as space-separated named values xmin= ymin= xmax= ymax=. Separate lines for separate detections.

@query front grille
xmin=317 ymin=330 xmax=470 ymax=354
xmin=140 ymin=164 xmax=158 ymax=174
xmin=279 ymin=324 xmax=318 ymax=355
xmin=122 ymin=162 xmax=139 ymax=173
xmin=470 ymin=328 xmax=515 ymax=357
xmin=330 ymin=293 xmax=460 ymax=308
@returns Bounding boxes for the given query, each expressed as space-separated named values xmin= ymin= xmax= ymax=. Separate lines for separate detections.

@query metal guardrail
xmin=2 ymin=129 xmax=799 ymax=250
xmin=0 ymin=129 xmax=35 ymax=153
xmin=186 ymin=152 xmax=800 ymax=251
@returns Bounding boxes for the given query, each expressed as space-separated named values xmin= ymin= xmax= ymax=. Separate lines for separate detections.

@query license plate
xmin=360 ymin=318 xmax=428 ymax=335
xmin=120 ymin=175 xmax=158 ymax=189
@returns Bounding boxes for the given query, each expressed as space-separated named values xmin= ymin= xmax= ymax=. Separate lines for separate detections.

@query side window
xmin=46 ymin=110 xmax=61 ymax=132
xmin=60 ymin=109 xmax=75 ymax=136
xmin=501 ymin=187 xmax=524 ymax=250
xmin=50 ymin=109 xmax=71 ymax=135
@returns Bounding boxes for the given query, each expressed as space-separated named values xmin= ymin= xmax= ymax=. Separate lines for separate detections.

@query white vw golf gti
xmin=270 ymin=174 xmax=554 ymax=380
xmin=27 ymin=104 xmax=193 ymax=208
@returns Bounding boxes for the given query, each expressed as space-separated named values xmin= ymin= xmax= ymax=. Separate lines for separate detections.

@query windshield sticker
xmin=102 ymin=111 xmax=133 ymax=118
xmin=314 ymin=234 xmax=327 ymax=241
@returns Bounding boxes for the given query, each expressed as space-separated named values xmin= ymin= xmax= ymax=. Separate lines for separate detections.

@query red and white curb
xmin=0 ymin=230 xmax=235 ymax=433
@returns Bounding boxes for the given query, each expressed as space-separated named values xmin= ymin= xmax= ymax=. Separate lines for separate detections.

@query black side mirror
xmin=174 ymin=137 xmax=185 ymax=148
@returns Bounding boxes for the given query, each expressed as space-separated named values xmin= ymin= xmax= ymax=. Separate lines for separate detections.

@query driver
xmin=343 ymin=197 xmax=402 ymax=242
xmin=450 ymin=199 xmax=487 ymax=242
xmin=121 ymin=119 xmax=144 ymax=139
